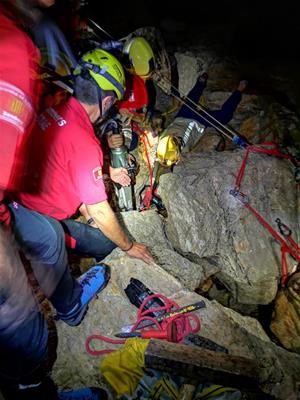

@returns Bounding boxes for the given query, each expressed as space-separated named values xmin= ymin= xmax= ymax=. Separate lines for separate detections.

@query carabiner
xmin=275 ymin=218 xmax=291 ymax=237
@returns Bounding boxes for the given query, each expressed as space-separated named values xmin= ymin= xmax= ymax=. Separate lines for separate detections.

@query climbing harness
xmin=230 ymin=141 xmax=300 ymax=286
xmin=132 ymin=122 xmax=157 ymax=211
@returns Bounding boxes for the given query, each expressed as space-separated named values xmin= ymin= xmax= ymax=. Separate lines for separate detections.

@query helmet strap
xmin=79 ymin=60 xmax=124 ymax=99
xmin=96 ymin=85 xmax=104 ymax=117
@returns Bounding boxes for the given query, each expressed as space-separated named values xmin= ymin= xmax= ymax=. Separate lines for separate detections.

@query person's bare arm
xmin=86 ymin=200 xmax=154 ymax=264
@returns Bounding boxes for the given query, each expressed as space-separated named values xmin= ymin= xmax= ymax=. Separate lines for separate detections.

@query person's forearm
xmin=86 ymin=201 xmax=132 ymax=251
xmin=79 ymin=203 xmax=96 ymax=226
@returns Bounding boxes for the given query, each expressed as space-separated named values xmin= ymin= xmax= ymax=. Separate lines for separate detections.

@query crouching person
xmin=10 ymin=48 xmax=154 ymax=272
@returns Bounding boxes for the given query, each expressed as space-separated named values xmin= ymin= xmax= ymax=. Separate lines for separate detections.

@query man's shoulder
xmin=61 ymin=97 xmax=91 ymax=128
xmin=0 ymin=13 xmax=34 ymax=51
xmin=42 ymin=98 xmax=81 ymax=127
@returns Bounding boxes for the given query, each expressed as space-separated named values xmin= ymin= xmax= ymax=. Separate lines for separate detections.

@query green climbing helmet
xmin=79 ymin=49 xmax=126 ymax=100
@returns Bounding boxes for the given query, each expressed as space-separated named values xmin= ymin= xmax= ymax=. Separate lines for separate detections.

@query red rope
xmin=132 ymin=122 xmax=154 ymax=210
xmin=85 ymin=293 xmax=201 ymax=357
xmin=85 ymin=335 xmax=125 ymax=356
xmin=235 ymin=142 xmax=293 ymax=189
xmin=243 ymin=200 xmax=300 ymax=286
xmin=232 ymin=141 xmax=300 ymax=286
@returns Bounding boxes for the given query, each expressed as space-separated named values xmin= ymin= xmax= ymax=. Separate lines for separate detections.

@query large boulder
xmin=52 ymin=255 xmax=300 ymax=399
xmin=158 ymin=150 xmax=298 ymax=304
xmin=52 ymin=210 xmax=300 ymax=399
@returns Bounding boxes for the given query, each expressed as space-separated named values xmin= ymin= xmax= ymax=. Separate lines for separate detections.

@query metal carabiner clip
xmin=275 ymin=218 xmax=292 ymax=237
xmin=229 ymin=189 xmax=249 ymax=205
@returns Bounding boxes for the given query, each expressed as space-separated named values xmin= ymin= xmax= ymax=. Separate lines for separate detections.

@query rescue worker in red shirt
xmin=106 ymin=37 xmax=155 ymax=151
xmin=0 ymin=2 xmax=113 ymax=399
xmin=10 ymin=48 xmax=154 ymax=267
xmin=0 ymin=2 xmax=42 ymax=226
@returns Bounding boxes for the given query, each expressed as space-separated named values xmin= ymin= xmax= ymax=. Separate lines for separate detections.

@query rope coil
xmin=85 ymin=293 xmax=201 ymax=357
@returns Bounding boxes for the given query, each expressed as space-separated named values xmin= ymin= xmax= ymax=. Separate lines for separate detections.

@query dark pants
xmin=0 ymin=204 xmax=82 ymax=398
xmin=8 ymin=203 xmax=82 ymax=313
xmin=176 ymin=79 xmax=242 ymax=127
xmin=0 ymin=203 xmax=116 ymax=397
xmin=1 ymin=374 xmax=59 ymax=400
xmin=61 ymin=218 xmax=116 ymax=262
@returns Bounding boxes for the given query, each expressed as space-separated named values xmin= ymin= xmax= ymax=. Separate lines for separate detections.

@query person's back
xmin=0 ymin=4 xmax=115 ymax=399
xmin=0 ymin=8 xmax=40 ymax=209
xmin=0 ymin=9 xmax=40 ymax=107
xmin=19 ymin=96 xmax=107 ymax=220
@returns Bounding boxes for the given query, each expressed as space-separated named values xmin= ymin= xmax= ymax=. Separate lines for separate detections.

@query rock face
xmin=158 ymin=151 xmax=298 ymax=305
xmin=52 ymin=210 xmax=300 ymax=399
xmin=51 ymin=32 xmax=300 ymax=396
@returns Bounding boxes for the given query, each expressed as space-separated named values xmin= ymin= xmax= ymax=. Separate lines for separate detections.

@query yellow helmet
xmin=156 ymin=135 xmax=181 ymax=167
xmin=79 ymin=49 xmax=125 ymax=100
xmin=123 ymin=37 xmax=155 ymax=79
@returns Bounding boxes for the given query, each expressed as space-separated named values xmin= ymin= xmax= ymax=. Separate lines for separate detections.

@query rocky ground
xmin=43 ymin=6 xmax=300 ymax=398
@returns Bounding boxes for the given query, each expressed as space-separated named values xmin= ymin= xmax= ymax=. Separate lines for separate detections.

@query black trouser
xmin=0 ymin=360 xmax=58 ymax=400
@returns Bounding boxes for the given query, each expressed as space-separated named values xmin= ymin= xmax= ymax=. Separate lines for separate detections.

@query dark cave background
xmin=83 ymin=0 xmax=300 ymax=114
xmin=86 ymin=0 xmax=300 ymax=62
xmin=50 ymin=0 xmax=300 ymax=117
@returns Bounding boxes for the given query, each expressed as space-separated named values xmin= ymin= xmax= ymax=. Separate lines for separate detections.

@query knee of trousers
xmin=26 ymin=217 xmax=66 ymax=266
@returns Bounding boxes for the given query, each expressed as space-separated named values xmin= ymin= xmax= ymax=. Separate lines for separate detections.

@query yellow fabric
xmin=149 ymin=377 xmax=179 ymax=399
xmin=100 ymin=338 xmax=149 ymax=396
xmin=195 ymin=384 xmax=237 ymax=399
xmin=198 ymin=95 xmax=206 ymax=108
xmin=40 ymin=48 xmax=73 ymax=78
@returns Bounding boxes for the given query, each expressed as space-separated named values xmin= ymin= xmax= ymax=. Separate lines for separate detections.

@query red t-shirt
xmin=117 ymin=74 xmax=148 ymax=112
xmin=0 ymin=10 xmax=40 ymax=225
xmin=19 ymin=97 xmax=107 ymax=220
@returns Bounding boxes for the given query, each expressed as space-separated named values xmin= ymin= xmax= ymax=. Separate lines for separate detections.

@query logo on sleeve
xmin=0 ymin=80 xmax=34 ymax=133
xmin=92 ymin=166 xmax=103 ymax=181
